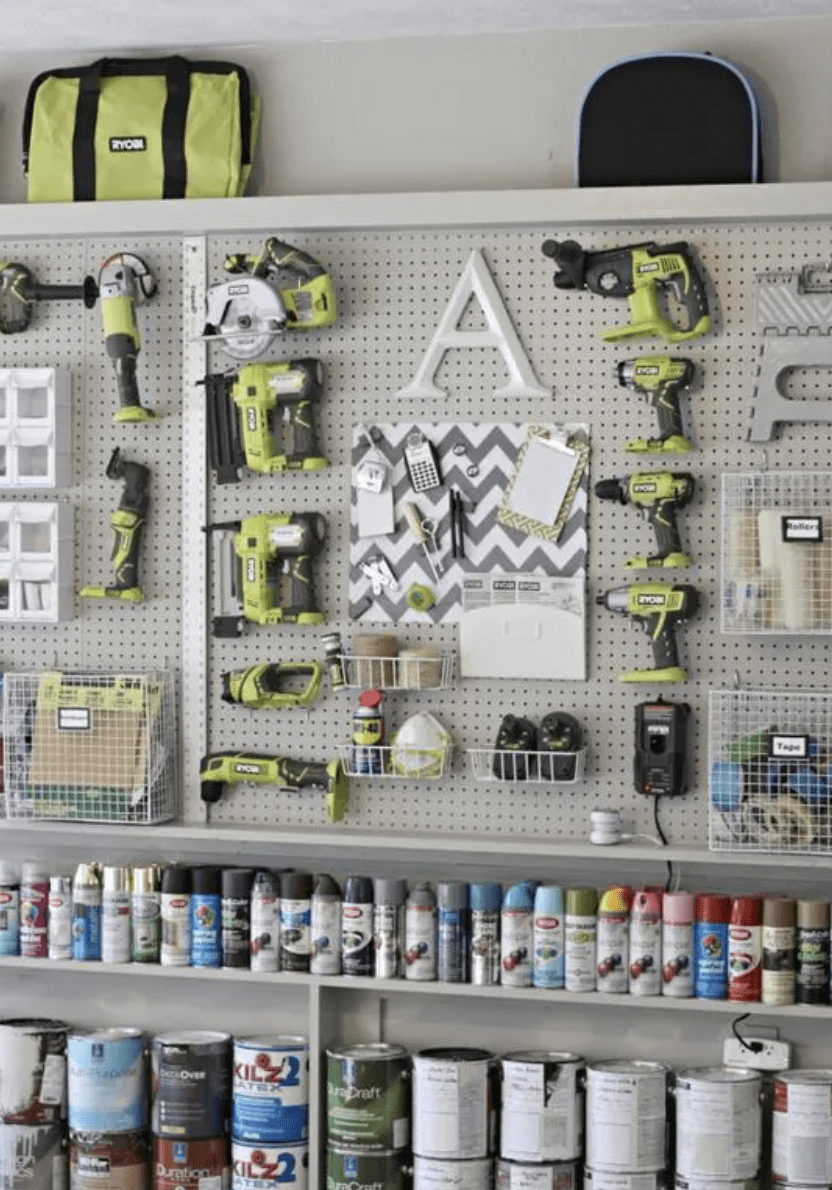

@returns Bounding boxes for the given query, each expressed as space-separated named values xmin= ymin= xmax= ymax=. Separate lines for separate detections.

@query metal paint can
xmin=327 ymin=1146 xmax=409 ymax=1190
xmin=151 ymin=1031 xmax=232 ymax=1139
xmin=48 ymin=876 xmax=73 ymax=962
xmin=762 ymin=897 xmax=796 ymax=1006
xmin=405 ymin=883 xmax=437 ymax=982
xmin=131 ymin=866 xmax=161 ymax=964
xmin=279 ymin=873 xmax=312 ymax=974
xmin=596 ymin=887 xmax=630 ymax=995
xmin=437 ymin=883 xmax=469 ymax=984
xmin=70 ymin=1130 xmax=148 ymax=1190
xmin=412 ymin=1047 xmax=498 ymax=1160
xmin=231 ymin=1140 xmax=308 ymax=1190
xmin=674 ymin=1180 xmax=757 ymax=1190
xmin=310 ymin=874 xmax=341 ymax=977
xmin=694 ymin=895 xmax=730 ymax=1000
xmin=152 ymin=1136 xmax=230 ymax=1190
xmin=222 ymin=869 xmax=253 ymax=970
xmin=674 ymin=1067 xmax=761 ymax=1181
xmin=773 ymin=1069 xmax=832 ymax=1184
xmin=325 ymin=1042 xmax=410 ymax=1151
xmin=500 ymin=1052 xmax=584 ymax=1163
xmin=413 ymin=1155 xmax=494 ymax=1189
xmin=0 ymin=1122 xmax=67 ymax=1190
xmin=341 ymin=876 xmax=374 ymax=978
xmin=585 ymin=1060 xmax=670 ymax=1173
xmin=0 ymin=862 xmax=20 ymax=957
xmin=67 ymin=1028 xmax=146 ymax=1132
xmin=232 ymin=1036 xmax=309 ymax=1144
xmin=160 ymin=867 xmax=192 ymax=969
xmin=585 ymin=1172 xmax=666 ymax=1190
xmin=796 ymin=899 xmax=830 ymax=1005
xmin=190 ymin=867 xmax=221 ymax=970
xmin=629 ymin=890 xmax=662 ymax=996
xmin=496 ymin=1159 xmax=579 ymax=1190
xmin=533 ymin=885 xmax=565 ymax=990
xmin=250 ymin=871 xmax=280 ymax=974
xmin=101 ymin=866 xmax=132 ymax=965
xmin=0 ymin=1018 xmax=69 ymax=1124
xmin=373 ymin=878 xmax=407 ymax=979
xmin=564 ymin=888 xmax=597 ymax=993
xmin=19 ymin=863 xmax=49 ymax=959
xmin=501 ymin=884 xmax=533 ymax=988
xmin=470 ymin=883 xmax=501 ymax=987
xmin=72 ymin=863 xmax=101 ymax=962
xmin=727 ymin=897 xmax=762 ymax=1003
xmin=661 ymin=892 xmax=694 ymax=998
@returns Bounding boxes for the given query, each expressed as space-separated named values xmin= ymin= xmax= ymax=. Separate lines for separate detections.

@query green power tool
xmin=79 ymin=448 xmax=149 ymax=604
xmin=595 ymin=471 xmax=695 ymax=568
xmin=98 ymin=252 xmax=158 ymax=423
xmin=619 ymin=357 xmax=696 ymax=454
xmin=596 ymin=581 xmax=699 ymax=682
xmin=199 ymin=752 xmax=348 ymax=821
xmin=221 ymin=662 xmax=323 ymax=709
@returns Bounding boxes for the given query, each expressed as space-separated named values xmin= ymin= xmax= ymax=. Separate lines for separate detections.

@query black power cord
xmin=653 ymin=794 xmax=673 ymax=891
xmin=731 ymin=1012 xmax=764 ymax=1054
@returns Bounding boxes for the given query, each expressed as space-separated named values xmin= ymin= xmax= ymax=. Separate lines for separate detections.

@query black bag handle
xmin=72 ymin=56 xmax=191 ymax=201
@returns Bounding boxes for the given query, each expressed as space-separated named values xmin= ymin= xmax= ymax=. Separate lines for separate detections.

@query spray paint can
xmin=405 ymin=882 xmax=437 ymax=981
xmin=322 ymin=631 xmax=347 ymax=691
xmin=437 ymin=881 xmax=469 ymax=983
xmin=190 ymin=866 xmax=222 ymax=968
xmin=564 ymin=887 xmax=597 ymax=992
xmin=101 ymin=865 xmax=132 ymax=964
xmin=596 ymin=886 xmax=630 ymax=994
xmin=222 ymin=868 xmax=253 ymax=969
xmin=629 ymin=889 xmax=662 ymax=996
xmin=20 ymin=862 xmax=49 ymax=958
xmin=694 ymin=893 xmax=730 ymax=999
xmin=72 ymin=862 xmax=102 ymax=961
xmin=342 ymin=875 xmax=374 ymax=977
xmin=728 ymin=895 xmax=762 ymax=1003
xmin=501 ymin=883 xmax=534 ymax=988
xmin=131 ymin=865 xmax=160 ymax=963
xmin=762 ymin=896 xmax=796 ymax=1006
xmin=533 ymin=885 xmax=564 ymax=990
xmin=280 ymin=872 xmax=312 ymax=973
xmin=47 ymin=874 xmax=72 ymax=961
xmin=661 ymin=890 xmax=694 ymax=997
xmin=160 ymin=865 xmax=192 ymax=967
xmin=374 ymin=878 xmax=407 ymax=979
xmin=470 ymin=881 xmax=502 ymax=986
xmin=0 ymin=862 xmax=19 ymax=956
xmin=796 ymin=898 xmax=830 ymax=1005
xmin=250 ymin=870 xmax=280 ymax=973
xmin=310 ymin=873 xmax=341 ymax=976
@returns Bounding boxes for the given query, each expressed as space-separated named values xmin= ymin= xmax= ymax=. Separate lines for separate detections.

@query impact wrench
xmin=79 ymin=448 xmax=150 ymax=604
xmin=597 ymin=582 xmax=699 ymax=682
xmin=98 ymin=252 xmax=158 ymax=423
xmin=200 ymin=752 xmax=349 ymax=822
xmin=619 ymin=357 xmax=696 ymax=455
xmin=595 ymin=471 xmax=695 ymax=568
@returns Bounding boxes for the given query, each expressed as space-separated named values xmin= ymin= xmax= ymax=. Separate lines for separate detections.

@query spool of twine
xmin=399 ymin=645 xmax=443 ymax=689
xmin=354 ymin=632 xmax=398 ymax=688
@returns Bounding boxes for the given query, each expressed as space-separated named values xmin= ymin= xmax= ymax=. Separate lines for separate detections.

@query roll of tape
xmin=590 ymin=808 xmax=623 ymax=845
xmin=741 ymin=792 xmax=815 ymax=848
xmin=710 ymin=761 xmax=744 ymax=811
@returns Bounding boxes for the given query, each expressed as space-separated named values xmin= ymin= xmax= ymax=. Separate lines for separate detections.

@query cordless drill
xmin=595 ymin=472 xmax=695 ymax=568
xmin=79 ymin=448 xmax=150 ymax=604
xmin=204 ymin=359 xmax=328 ymax=483
xmin=596 ymin=582 xmax=699 ymax=682
xmin=98 ymin=252 xmax=158 ymax=423
xmin=619 ymin=357 xmax=696 ymax=454
xmin=199 ymin=752 xmax=348 ymax=821
xmin=541 ymin=239 xmax=710 ymax=343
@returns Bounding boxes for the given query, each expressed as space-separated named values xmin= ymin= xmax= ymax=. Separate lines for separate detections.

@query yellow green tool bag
xmin=23 ymin=56 xmax=259 ymax=202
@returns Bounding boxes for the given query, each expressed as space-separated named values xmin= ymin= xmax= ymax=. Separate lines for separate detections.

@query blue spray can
xmin=0 ymin=863 xmax=19 ymax=956
xmin=72 ymin=862 xmax=101 ymax=961
xmin=437 ymin=881 xmax=469 ymax=983
xmin=502 ymin=882 xmax=534 ymax=987
xmin=533 ymin=884 xmax=565 ymax=988
xmin=694 ymin=893 xmax=730 ymax=999
xmin=190 ymin=866 xmax=222 ymax=967
xmin=470 ymin=882 xmax=502 ymax=986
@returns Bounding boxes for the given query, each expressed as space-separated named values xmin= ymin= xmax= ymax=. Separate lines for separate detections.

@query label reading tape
xmin=781 ymin=515 xmax=823 ymax=542
xmin=770 ymin=734 xmax=809 ymax=759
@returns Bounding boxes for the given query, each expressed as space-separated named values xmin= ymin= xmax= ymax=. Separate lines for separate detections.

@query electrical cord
xmin=732 ymin=1013 xmax=764 ymax=1054
xmin=652 ymin=794 xmax=674 ymax=891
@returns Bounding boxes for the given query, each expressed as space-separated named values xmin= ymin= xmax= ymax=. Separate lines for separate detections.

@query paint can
xmin=674 ymin=1067 xmax=761 ymax=1182
xmin=190 ymin=867 xmax=222 ymax=970
xmin=585 ymin=1060 xmax=670 ymax=1173
xmin=232 ymin=1036 xmax=309 ymax=1144
xmin=310 ymin=873 xmax=342 ymax=977
xmin=67 ymin=1028 xmax=146 ymax=1132
xmin=796 ymin=899 xmax=830 ymax=1005
xmin=250 ymin=871 xmax=280 ymax=974
xmin=328 ymin=1147 xmax=409 ymax=1190
xmin=279 ymin=873 xmax=312 ymax=974
xmin=152 ymin=1137 xmax=230 ymax=1190
xmin=160 ymin=866 xmax=192 ymax=968
xmin=19 ymin=863 xmax=49 ymax=959
xmin=0 ymin=1122 xmax=67 ymax=1190
xmin=585 ymin=1172 xmax=667 ymax=1190
xmin=501 ymin=884 xmax=533 ymax=988
xmin=231 ymin=1140 xmax=308 ymax=1190
xmin=728 ymin=896 xmax=762 ymax=1003
xmin=500 ymin=1052 xmax=584 ymax=1163
xmin=437 ymin=883 xmax=469 ymax=984
xmin=151 ymin=1031 xmax=232 ymax=1139
xmin=597 ymin=887 xmax=630 ymax=994
xmin=341 ymin=875 xmax=374 ymax=978
xmin=773 ymin=1069 xmax=832 ymax=1185
xmin=325 ymin=1042 xmax=410 ymax=1151
xmin=762 ymin=897 xmax=797 ymax=1006
xmin=674 ymin=1179 xmax=756 ymax=1190
xmin=470 ymin=883 xmax=502 ymax=987
xmin=373 ymin=878 xmax=407 ymax=979
xmin=413 ymin=1155 xmax=494 ymax=1189
xmin=405 ymin=883 xmax=437 ymax=982
xmin=496 ymin=1158 xmax=580 ymax=1190
xmin=222 ymin=869 xmax=254 ymax=970
xmin=70 ymin=1129 xmax=148 ymax=1190
xmin=131 ymin=865 xmax=161 ymax=964
xmin=0 ymin=1018 xmax=69 ymax=1124
xmin=533 ymin=885 xmax=564 ymax=990
xmin=47 ymin=875 xmax=73 ymax=962
xmin=101 ymin=866 xmax=132 ymax=965
xmin=564 ymin=887 xmax=597 ymax=993
xmin=412 ymin=1047 xmax=497 ymax=1160
xmin=694 ymin=894 xmax=730 ymax=1000
xmin=629 ymin=890 xmax=662 ymax=996
xmin=662 ymin=892 xmax=694 ymax=998
xmin=0 ymin=862 xmax=20 ymax=957
xmin=72 ymin=863 xmax=102 ymax=962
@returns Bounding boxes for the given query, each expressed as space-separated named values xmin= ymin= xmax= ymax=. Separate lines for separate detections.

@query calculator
xmin=404 ymin=431 xmax=443 ymax=492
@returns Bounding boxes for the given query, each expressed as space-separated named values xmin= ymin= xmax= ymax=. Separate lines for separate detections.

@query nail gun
xmin=200 ymin=752 xmax=349 ymax=822
xmin=203 ymin=359 xmax=328 ymax=483
xmin=203 ymin=236 xmax=336 ymax=361
xmin=541 ymin=238 xmax=710 ymax=344
xmin=209 ymin=511 xmax=327 ymax=637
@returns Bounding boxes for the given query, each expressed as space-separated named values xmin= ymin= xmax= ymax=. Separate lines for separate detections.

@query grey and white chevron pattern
xmin=349 ymin=421 xmax=588 ymax=623
xmin=757 ymin=271 xmax=832 ymax=334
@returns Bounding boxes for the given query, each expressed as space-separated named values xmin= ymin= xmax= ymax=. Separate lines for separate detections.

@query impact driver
xmin=619 ymin=357 xmax=696 ymax=454
xmin=595 ymin=471 xmax=695 ymax=568
xmin=596 ymin=582 xmax=699 ymax=682
xmin=199 ymin=752 xmax=348 ymax=822
xmin=79 ymin=448 xmax=150 ymax=604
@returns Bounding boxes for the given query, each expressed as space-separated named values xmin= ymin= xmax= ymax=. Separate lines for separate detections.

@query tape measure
xmin=406 ymin=583 xmax=434 ymax=612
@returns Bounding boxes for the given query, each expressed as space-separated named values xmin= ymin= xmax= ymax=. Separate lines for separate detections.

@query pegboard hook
xmin=732 ymin=669 xmax=743 ymax=690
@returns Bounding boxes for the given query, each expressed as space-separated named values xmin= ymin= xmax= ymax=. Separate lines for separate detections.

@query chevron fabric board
xmin=349 ymin=421 xmax=588 ymax=623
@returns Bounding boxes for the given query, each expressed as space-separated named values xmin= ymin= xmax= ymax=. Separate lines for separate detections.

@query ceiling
xmin=9 ymin=0 xmax=832 ymax=55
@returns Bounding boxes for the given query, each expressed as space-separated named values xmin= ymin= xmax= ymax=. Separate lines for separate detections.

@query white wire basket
xmin=3 ymin=670 xmax=178 ymax=824
xmin=341 ymin=651 xmax=455 ymax=690
xmin=467 ymin=747 xmax=587 ymax=784
xmin=337 ymin=742 xmax=453 ymax=780
xmin=709 ymin=688 xmax=832 ymax=854
xmin=722 ymin=471 xmax=832 ymax=634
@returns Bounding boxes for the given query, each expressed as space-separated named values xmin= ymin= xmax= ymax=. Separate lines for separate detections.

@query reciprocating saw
xmin=204 ymin=359 xmax=328 ymax=483
xmin=200 ymin=752 xmax=348 ymax=822
xmin=619 ymin=356 xmax=696 ymax=454
xmin=79 ymin=448 xmax=150 ymax=604
xmin=595 ymin=471 xmax=695 ymax=568
xmin=596 ymin=581 xmax=699 ymax=682
xmin=541 ymin=239 xmax=710 ymax=344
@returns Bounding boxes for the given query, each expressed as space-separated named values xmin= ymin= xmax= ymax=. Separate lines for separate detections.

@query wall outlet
xmin=723 ymin=1036 xmax=792 ymax=1070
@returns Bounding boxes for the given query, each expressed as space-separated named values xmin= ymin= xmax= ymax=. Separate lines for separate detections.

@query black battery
xmin=634 ymin=698 xmax=691 ymax=797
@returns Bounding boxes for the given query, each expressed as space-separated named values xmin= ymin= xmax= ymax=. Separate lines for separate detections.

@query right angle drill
xmin=619 ymin=356 xmax=695 ymax=454
xmin=594 ymin=471 xmax=695 ymax=568
xmin=596 ymin=581 xmax=699 ymax=682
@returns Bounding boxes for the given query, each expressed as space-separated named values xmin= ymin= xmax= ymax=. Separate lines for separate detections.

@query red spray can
xmin=728 ymin=895 xmax=762 ymax=1002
